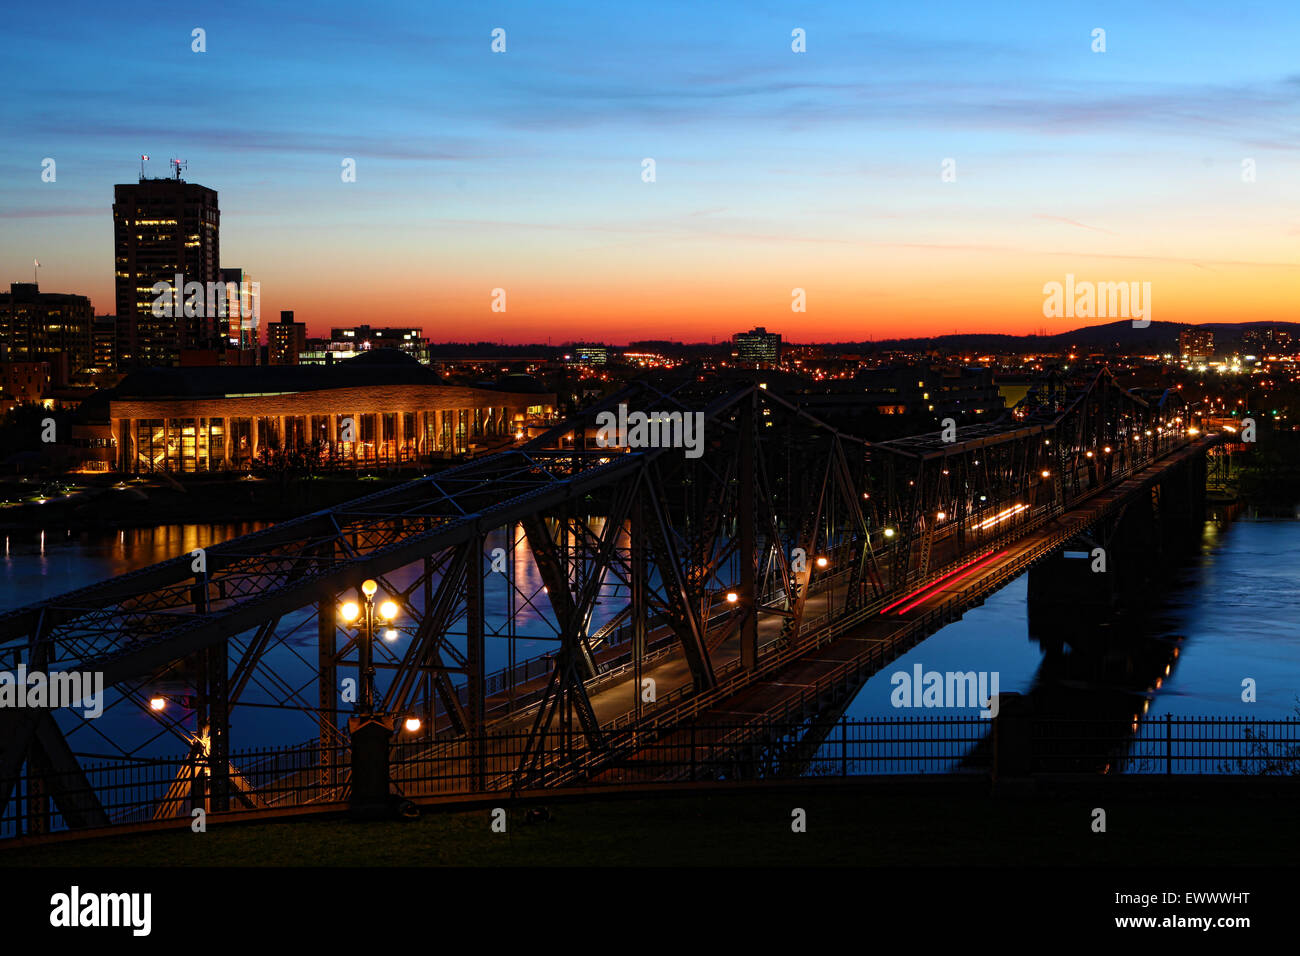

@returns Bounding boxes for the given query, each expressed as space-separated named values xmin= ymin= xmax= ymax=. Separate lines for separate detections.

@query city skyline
xmin=2 ymin=0 xmax=1297 ymax=343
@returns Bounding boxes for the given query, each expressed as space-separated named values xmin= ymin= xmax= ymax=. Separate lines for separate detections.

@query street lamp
xmin=148 ymin=693 xmax=195 ymax=712
xmin=339 ymin=578 xmax=399 ymax=715
xmin=339 ymin=580 xmax=407 ymax=820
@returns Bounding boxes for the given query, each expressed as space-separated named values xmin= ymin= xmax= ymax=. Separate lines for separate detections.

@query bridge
xmin=0 ymin=368 xmax=1224 ymax=835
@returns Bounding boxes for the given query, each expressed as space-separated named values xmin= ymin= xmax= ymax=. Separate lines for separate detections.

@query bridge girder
xmin=0 ymin=368 xmax=1215 ymax=831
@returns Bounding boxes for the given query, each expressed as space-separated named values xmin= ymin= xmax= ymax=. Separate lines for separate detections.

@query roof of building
xmin=494 ymin=373 xmax=550 ymax=394
xmin=2 ymin=283 xmax=93 ymax=304
xmin=109 ymin=348 xmax=447 ymax=399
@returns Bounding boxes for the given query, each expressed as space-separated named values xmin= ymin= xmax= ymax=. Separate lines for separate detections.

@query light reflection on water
xmin=839 ymin=510 xmax=1300 ymax=721
xmin=4 ymin=508 xmax=1296 ymax=756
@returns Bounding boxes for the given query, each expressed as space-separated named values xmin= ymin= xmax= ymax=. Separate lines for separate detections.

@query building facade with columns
xmin=106 ymin=349 xmax=554 ymax=473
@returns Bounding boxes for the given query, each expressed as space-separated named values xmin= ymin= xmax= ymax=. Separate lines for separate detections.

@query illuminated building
xmin=572 ymin=345 xmax=609 ymax=365
xmin=0 ymin=361 xmax=51 ymax=407
xmin=732 ymin=327 xmax=782 ymax=367
xmin=113 ymin=173 xmax=221 ymax=368
xmin=268 ymin=311 xmax=307 ymax=366
xmin=92 ymin=316 xmax=117 ymax=372
xmin=302 ymin=325 xmax=430 ymax=365
xmin=1179 ymin=328 xmax=1214 ymax=362
xmin=0 ymin=283 xmax=94 ymax=381
xmin=218 ymin=267 xmax=260 ymax=356
xmin=102 ymin=350 xmax=555 ymax=473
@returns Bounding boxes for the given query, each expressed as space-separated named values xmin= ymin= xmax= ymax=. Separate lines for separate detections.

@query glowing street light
xmin=725 ymin=591 xmax=739 ymax=604
xmin=815 ymin=556 xmax=829 ymax=568
xmin=403 ymin=716 xmax=422 ymax=733
xmin=339 ymin=579 xmax=401 ymax=715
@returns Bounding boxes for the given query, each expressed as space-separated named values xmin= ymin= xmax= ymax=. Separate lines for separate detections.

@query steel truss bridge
xmin=0 ymin=369 xmax=1220 ymax=836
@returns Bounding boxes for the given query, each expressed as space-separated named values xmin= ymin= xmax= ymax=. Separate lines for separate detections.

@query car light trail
xmin=878 ymin=550 xmax=996 ymax=614
xmin=895 ymin=549 xmax=1010 ymax=615
xmin=972 ymin=503 xmax=1028 ymax=531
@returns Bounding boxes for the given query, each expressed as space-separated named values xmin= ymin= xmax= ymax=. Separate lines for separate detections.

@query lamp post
xmin=339 ymin=579 xmax=398 ymax=715
xmin=339 ymin=579 xmax=400 ymax=819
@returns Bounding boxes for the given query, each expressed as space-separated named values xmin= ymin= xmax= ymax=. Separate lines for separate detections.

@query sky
xmin=1 ymin=0 xmax=1296 ymax=344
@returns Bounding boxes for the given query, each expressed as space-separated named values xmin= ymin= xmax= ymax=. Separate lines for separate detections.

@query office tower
xmin=1179 ymin=328 xmax=1213 ymax=362
xmin=92 ymin=315 xmax=117 ymax=372
xmin=0 ymin=282 xmax=94 ymax=380
xmin=268 ymin=310 xmax=307 ymax=365
xmin=732 ymin=326 xmax=782 ymax=367
xmin=113 ymin=171 xmax=220 ymax=368
xmin=218 ymin=267 xmax=260 ymax=355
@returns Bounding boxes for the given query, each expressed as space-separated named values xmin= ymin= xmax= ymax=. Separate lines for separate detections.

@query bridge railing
xmin=592 ymin=445 xmax=1202 ymax=761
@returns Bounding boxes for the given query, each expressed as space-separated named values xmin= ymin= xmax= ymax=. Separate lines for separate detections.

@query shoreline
xmin=0 ymin=471 xmax=429 ymax=533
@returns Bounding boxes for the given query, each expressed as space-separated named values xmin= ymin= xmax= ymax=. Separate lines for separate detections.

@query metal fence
xmin=1032 ymin=714 xmax=1300 ymax=775
xmin=5 ymin=714 xmax=1297 ymax=842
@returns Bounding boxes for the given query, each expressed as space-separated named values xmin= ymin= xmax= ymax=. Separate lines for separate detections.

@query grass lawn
xmin=5 ymin=784 xmax=1296 ymax=867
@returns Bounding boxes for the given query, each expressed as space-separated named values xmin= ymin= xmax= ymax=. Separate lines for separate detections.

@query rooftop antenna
xmin=170 ymin=158 xmax=188 ymax=181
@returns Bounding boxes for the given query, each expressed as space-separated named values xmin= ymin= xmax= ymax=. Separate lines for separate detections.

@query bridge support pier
xmin=1028 ymin=455 xmax=1207 ymax=624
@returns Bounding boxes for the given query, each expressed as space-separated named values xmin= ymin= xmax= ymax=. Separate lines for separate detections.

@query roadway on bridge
xmin=385 ymin=439 xmax=1212 ymax=799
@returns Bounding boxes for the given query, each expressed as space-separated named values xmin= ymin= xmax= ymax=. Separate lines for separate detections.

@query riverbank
xmin=0 ymin=470 xmax=432 ymax=532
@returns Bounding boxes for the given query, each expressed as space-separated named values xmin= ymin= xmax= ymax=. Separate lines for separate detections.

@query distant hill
xmin=819 ymin=320 xmax=1300 ymax=354
xmin=418 ymin=321 xmax=1300 ymax=355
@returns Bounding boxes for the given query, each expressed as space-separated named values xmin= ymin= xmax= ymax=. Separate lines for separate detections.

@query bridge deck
xmin=597 ymin=436 xmax=1214 ymax=781
xmin=374 ymin=436 xmax=1213 ymax=795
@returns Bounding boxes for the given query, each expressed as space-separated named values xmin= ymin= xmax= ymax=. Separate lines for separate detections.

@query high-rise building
xmin=218 ymin=267 xmax=260 ymax=356
xmin=113 ymin=173 xmax=220 ymax=368
xmin=268 ymin=310 xmax=307 ymax=365
xmin=0 ymin=283 xmax=94 ymax=380
xmin=732 ymin=326 xmax=782 ymax=367
xmin=1179 ymin=327 xmax=1213 ymax=362
xmin=92 ymin=315 xmax=117 ymax=372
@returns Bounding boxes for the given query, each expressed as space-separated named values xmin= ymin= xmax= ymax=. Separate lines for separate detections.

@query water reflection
xmin=6 ymin=506 xmax=1298 ymax=760
xmin=840 ymin=505 xmax=1300 ymax=723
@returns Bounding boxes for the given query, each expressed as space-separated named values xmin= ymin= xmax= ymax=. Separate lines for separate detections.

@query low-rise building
xmin=98 ymin=349 xmax=555 ymax=473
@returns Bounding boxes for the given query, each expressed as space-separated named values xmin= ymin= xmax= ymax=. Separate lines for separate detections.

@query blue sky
xmin=2 ymin=0 xmax=1296 ymax=341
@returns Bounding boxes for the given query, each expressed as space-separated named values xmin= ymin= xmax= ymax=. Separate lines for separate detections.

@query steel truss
xmin=0 ymin=368 xmax=1194 ymax=828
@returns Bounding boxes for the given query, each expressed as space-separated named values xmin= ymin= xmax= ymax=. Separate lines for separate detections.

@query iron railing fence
xmin=1032 ymin=714 xmax=1300 ymax=775
xmin=5 ymin=713 xmax=1296 ymax=842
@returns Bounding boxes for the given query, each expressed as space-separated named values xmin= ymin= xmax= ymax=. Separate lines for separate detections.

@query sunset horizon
xmin=3 ymin=0 xmax=1296 ymax=343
